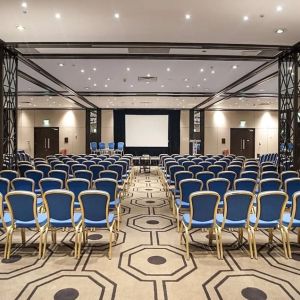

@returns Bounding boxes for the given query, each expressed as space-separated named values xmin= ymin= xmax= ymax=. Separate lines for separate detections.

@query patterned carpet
xmin=0 ymin=168 xmax=300 ymax=300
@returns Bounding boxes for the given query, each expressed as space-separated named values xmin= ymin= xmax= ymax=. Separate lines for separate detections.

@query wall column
xmin=86 ymin=108 xmax=101 ymax=153
xmin=189 ymin=109 xmax=204 ymax=154
xmin=0 ymin=41 xmax=18 ymax=169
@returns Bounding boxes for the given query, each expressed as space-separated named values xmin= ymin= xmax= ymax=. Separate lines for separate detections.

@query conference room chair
xmin=43 ymin=190 xmax=81 ymax=258
xmin=34 ymin=161 xmax=47 ymax=168
xmin=74 ymin=170 xmax=93 ymax=185
xmin=89 ymin=165 xmax=105 ymax=181
xmin=0 ymin=193 xmax=11 ymax=258
xmin=18 ymin=160 xmax=32 ymax=166
xmin=236 ymin=156 xmax=246 ymax=161
xmin=207 ymin=178 xmax=230 ymax=209
xmin=198 ymin=161 xmax=211 ymax=171
xmin=47 ymin=157 xmax=57 ymax=164
xmin=167 ymin=165 xmax=185 ymax=194
xmin=177 ymin=158 xmax=189 ymax=166
xmin=240 ymin=171 xmax=258 ymax=181
xmin=99 ymin=161 xmax=112 ymax=170
xmin=77 ymin=190 xmax=117 ymax=259
xmin=175 ymin=179 xmax=203 ymax=231
xmin=36 ymin=164 xmax=51 ymax=178
xmin=71 ymin=164 xmax=88 ymax=175
xmin=244 ymin=165 xmax=260 ymax=173
xmin=186 ymin=155 xmax=196 ymax=161
xmin=195 ymin=171 xmax=215 ymax=191
xmin=249 ymin=191 xmax=288 ymax=259
xmin=54 ymin=164 xmax=70 ymax=178
xmin=25 ymin=170 xmax=43 ymax=194
xmin=0 ymin=178 xmax=10 ymax=209
xmin=66 ymin=178 xmax=90 ymax=210
xmin=108 ymin=142 xmax=115 ymax=155
xmin=115 ymin=142 xmax=125 ymax=155
xmin=261 ymin=171 xmax=279 ymax=180
xmin=215 ymin=161 xmax=228 ymax=170
xmin=0 ymin=170 xmax=18 ymax=182
xmin=83 ymin=161 xmax=96 ymax=169
xmin=230 ymin=160 xmax=243 ymax=167
xmin=108 ymin=164 xmax=124 ymax=190
xmin=261 ymin=161 xmax=275 ymax=168
xmin=182 ymin=161 xmax=196 ymax=171
xmin=259 ymin=178 xmax=282 ymax=193
xmin=18 ymin=164 xmax=34 ymax=177
xmin=66 ymin=161 xmax=78 ymax=175
xmin=164 ymin=162 xmax=178 ymax=185
xmin=95 ymin=178 xmax=121 ymax=231
xmin=207 ymin=165 xmax=223 ymax=177
xmin=40 ymin=178 xmax=63 ymax=195
xmin=227 ymin=165 xmax=242 ymax=178
xmin=188 ymin=165 xmax=204 ymax=178
xmin=180 ymin=191 xmax=220 ymax=260
xmin=284 ymin=178 xmax=300 ymax=208
xmin=245 ymin=160 xmax=258 ymax=166
xmin=174 ymin=155 xmax=183 ymax=161
xmin=49 ymin=160 xmax=61 ymax=169
xmin=234 ymin=178 xmax=257 ymax=193
xmin=98 ymin=154 xmax=108 ymax=160
xmin=218 ymin=171 xmax=236 ymax=190
xmin=111 ymin=155 xmax=121 ymax=161
xmin=91 ymin=158 xmax=102 ymax=164
xmin=4 ymin=191 xmax=47 ymax=259
xmin=216 ymin=191 xmax=255 ymax=259
xmin=49 ymin=170 xmax=68 ymax=188
xmin=90 ymin=142 xmax=98 ymax=154
xmin=262 ymin=165 xmax=277 ymax=173
xmin=115 ymin=160 xmax=130 ymax=188
xmin=282 ymin=191 xmax=300 ymax=258
xmin=76 ymin=158 xmax=87 ymax=164
xmin=206 ymin=158 xmax=217 ymax=164
xmin=281 ymin=171 xmax=299 ymax=185
xmin=99 ymin=170 xmax=119 ymax=180
xmin=191 ymin=158 xmax=203 ymax=164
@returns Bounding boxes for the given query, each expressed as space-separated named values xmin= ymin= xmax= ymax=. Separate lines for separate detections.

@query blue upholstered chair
xmin=71 ymin=164 xmax=87 ymax=174
xmin=54 ymin=164 xmax=70 ymax=177
xmin=227 ymin=165 xmax=242 ymax=178
xmin=208 ymin=165 xmax=223 ymax=177
xmin=0 ymin=178 xmax=10 ymax=209
xmin=76 ymin=158 xmax=87 ymax=164
xmin=39 ymin=178 xmax=63 ymax=195
xmin=95 ymin=178 xmax=121 ymax=230
xmin=284 ymin=178 xmax=300 ymax=208
xmin=78 ymin=190 xmax=117 ymax=259
xmin=12 ymin=177 xmax=34 ymax=192
xmin=207 ymin=178 xmax=230 ymax=208
xmin=98 ymin=161 xmax=112 ymax=170
xmin=216 ymin=191 xmax=254 ymax=259
xmin=108 ymin=164 xmax=124 ymax=186
xmin=74 ymin=170 xmax=93 ymax=184
xmin=67 ymin=178 xmax=90 ymax=209
xmin=215 ymin=161 xmax=228 ymax=170
xmin=192 ymin=158 xmax=203 ymax=164
xmin=167 ymin=165 xmax=185 ymax=186
xmin=282 ymin=191 xmax=300 ymax=258
xmin=195 ymin=171 xmax=215 ymax=191
xmin=259 ymin=179 xmax=281 ymax=192
xmin=188 ymin=165 xmax=204 ymax=178
xmin=0 ymin=170 xmax=18 ymax=182
xmin=182 ymin=161 xmax=196 ymax=171
xmin=234 ymin=178 xmax=256 ymax=193
xmin=115 ymin=142 xmax=125 ymax=155
xmin=99 ymin=170 xmax=118 ymax=180
xmin=175 ymin=179 xmax=203 ymax=231
xmin=49 ymin=170 xmax=68 ymax=188
xmin=5 ymin=191 xmax=47 ymax=259
xmin=249 ymin=191 xmax=288 ymax=259
xmin=261 ymin=171 xmax=279 ymax=180
xmin=180 ymin=191 xmax=220 ymax=259
xmin=83 ymin=161 xmax=96 ymax=169
xmin=262 ymin=165 xmax=277 ymax=172
xmin=240 ymin=171 xmax=258 ymax=181
xmin=244 ymin=165 xmax=260 ymax=173
xmin=90 ymin=142 xmax=98 ymax=154
xmin=0 ymin=193 xmax=11 ymax=258
xmin=218 ymin=171 xmax=236 ymax=190
xmin=18 ymin=164 xmax=34 ymax=177
xmin=98 ymin=142 xmax=106 ymax=154
xmin=89 ymin=165 xmax=105 ymax=181
xmin=108 ymin=142 xmax=115 ymax=154
xmin=198 ymin=161 xmax=211 ymax=171
xmin=43 ymin=190 xmax=81 ymax=258
xmin=36 ymin=164 xmax=51 ymax=178
xmin=281 ymin=171 xmax=299 ymax=185
xmin=25 ymin=170 xmax=43 ymax=194
xmin=49 ymin=160 xmax=61 ymax=169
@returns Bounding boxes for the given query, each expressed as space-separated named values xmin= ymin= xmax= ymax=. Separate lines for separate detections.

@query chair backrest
xmin=72 ymin=164 xmax=87 ymax=173
xmin=74 ymin=170 xmax=93 ymax=183
xmin=187 ymin=191 xmax=220 ymax=226
xmin=281 ymin=171 xmax=299 ymax=184
xmin=0 ymin=170 xmax=18 ymax=182
xmin=6 ymin=191 xmax=38 ymax=226
xmin=89 ymin=165 xmax=105 ymax=181
xmin=12 ymin=178 xmax=34 ymax=192
xmin=44 ymin=190 xmax=75 ymax=226
xmin=177 ymin=158 xmax=188 ymax=166
xmin=195 ymin=171 xmax=215 ymax=191
xmin=117 ymin=142 xmax=124 ymax=150
xmin=182 ymin=161 xmax=195 ymax=171
xmin=0 ymin=178 xmax=10 ymax=198
xmin=207 ymin=165 xmax=223 ymax=177
xmin=218 ymin=171 xmax=236 ymax=189
xmin=244 ymin=165 xmax=259 ymax=173
xmin=95 ymin=178 xmax=118 ymax=202
xmin=98 ymin=142 xmax=106 ymax=150
xmin=255 ymin=191 xmax=287 ymax=227
xmin=188 ymin=165 xmax=204 ymax=178
xmin=49 ymin=170 xmax=67 ymax=187
xmin=115 ymin=161 xmax=128 ymax=175
xmin=215 ymin=161 xmax=228 ymax=169
xmin=207 ymin=178 xmax=230 ymax=200
xmin=66 ymin=178 xmax=90 ymax=202
xmin=165 ymin=161 xmax=178 ymax=174
xmin=221 ymin=191 xmax=254 ymax=228
xmin=287 ymin=191 xmax=300 ymax=228
xmin=240 ymin=171 xmax=258 ymax=180
xmin=169 ymin=165 xmax=185 ymax=182
xmin=179 ymin=179 xmax=203 ymax=203
xmin=40 ymin=178 xmax=63 ymax=194
xmin=25 ymin=170 xmax=43 ymax=190
xmin=174 ymin=171 xmax=193 ymax=190
xmin=259 ymin=178 xmax=281 ymax=192
xmin=90 ymin=142 xmax=98 ymax=151
xmin=49 ymin=160 xmax=61 ymax=169
xmin=54 ymin=164 xmax=70 ymax=175
xmin=76 ymin=158 xmax=87 ymax=164
xmin=262 ymin=165 xmax=277 ymax=172
xmin=98 ymin=161 xmax=112 ymax=170
xmin=227 ymin=165 xmax=242 ymax=178
xmin=83 ymin=161 xmax=96 ymax=169
xmin=108 ymin=142 xmax=115 ymax=150
xmin=108 ymin=164 xmax=123 ymax=181
xmin=79 ymin=190 xmax=110 ymax=225
xmin=261 ymin=171 xmax=279 ymax=180
xmin=234 ymin=178 xmax=256 ymax=193
xmin=99 ymin=170 xmax=118 ymax=180
xmin=36 ymin=164 xmax=51 ymax=177
xmin=285 ymin=178 xmax=300 ymax=203
xmin=18 ymin=164 xmax=34 ymax=177
xmin=192 ymin=158 xmax=203 ymax=164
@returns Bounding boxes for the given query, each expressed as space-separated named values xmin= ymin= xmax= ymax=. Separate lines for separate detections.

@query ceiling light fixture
xmin=93 ymin=67 xmax=97 ymax=71
xmin=275 ymin=28 xmax=285 ymax=34
xmin=130 ymin=84 xmax=134 ymax=88
xmin=203 ymin=78 xmax=207 ymax=81
xmin=88 ymin=77 xmax=91 ymax=80
xmin=232 ymin=65 xmax=238 ymax=69
xmin=80 ymin=69 xmax=85 ymax=73
xmin=147 ymin=73 xmax=151 ymax=77
xmin=197 ymin=84 xmax=201 ymax=87
xmin=16 ymin=25 xmax=25 ymax=31
xmin=200 ymin=68 xmax=204 ymax=73
xmin=185 ymin=14 xmax=191 ymax=20
xmin=107 ymin=77 xmax=111 ymax=81
xmin=114 ymin=12 xmax=120 ymax=19
xmin=21 ymin=2 xmax=27 ymax=8
xmin=276 ymin=5 xmax=283 ymax=12
xmin=184 ymin=78 xmax=188 ymax=82
xmin=186 ymin=85 xmax=190 ymax=88
xmin=161 ymin=85 xmax=165 ymax=88
xmin=211 ymin=70 xmax=215 ymax=74
xmin=104 ymin=84 xmax=108 ymax=88
xmin=93 ymin=83 xmax=97 ymax=87
xmin=58 ymin=63 xmax=64 ymax=67
xmin=126 ymin=67 xmax=130 ymax=71
xmin=243 ymin=15 xmax=249 ymax=21
xmin=166 ymin=67 xmax=171 ymax=72
xmin=55 ymin=13 xmax=61 ymax=19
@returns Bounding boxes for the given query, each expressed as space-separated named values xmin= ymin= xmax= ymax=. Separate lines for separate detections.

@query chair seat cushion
xmin=218 ymin=201 xmax=224 ymax=209
xmin=109 ymin=198 xmax=120 ymax=208
xmin=282 ymin=213 xmax=300 ymax=227
xmin=171 ymin=188 xmax=179 ymax=196
xmin=15 ymin=213 xmax=47 ymax=228
xmin=74 ymin=201 xmax=80 ymax=209
xmin=35 ymin=189 xmax=41 ymax=194
xmin=84 ymin=212 xmax=115 ymax=228
xmin=285 ymin=201 xmax=292 ymax=208
xmin=50 ymin=212 xmax=81 ymax=227
xmin=118 ymin=180 xmax=124 ymax=185
xmin=249 ymin=214 xmax=279 ymax=228
xmin=0 ymin=212 xmax=11 ymax=227
xmin=182 ymin=213 xmax=214 ymax=228
xmin=36 ymin=198 xmax=43 ymax=207
xmin=175 ymin=198 xmax=189 ymax=208
xmin=216 ymin=214 xmax=246 ymax=228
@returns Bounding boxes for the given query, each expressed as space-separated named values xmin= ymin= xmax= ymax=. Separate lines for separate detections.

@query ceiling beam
xmin=17 ymin=52 xmax=97 ymax=109
xmin=18 ymin=70 xmax=86 ymax=109
xmin=194 ymin=59 xmax=278 ymax=109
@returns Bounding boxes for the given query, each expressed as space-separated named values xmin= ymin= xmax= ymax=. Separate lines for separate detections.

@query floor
xmin=0 ymin=168 xmax=299 ymax=300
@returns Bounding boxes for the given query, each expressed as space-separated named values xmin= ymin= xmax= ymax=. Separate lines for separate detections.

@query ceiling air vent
xmin=241 ymin=50 xmax=261 ymax=56
xmin=18 ymin=48 xmax=40 ymax=54
xmin=20 ymin=101 xmax=31 ymax=104
xmin=128 ymin=47 xmax=170 ymax=54
xmin=138 ymin=76 xmax=158 ymax=82
xmin=257 ymin=50 xmax=281 ymax=57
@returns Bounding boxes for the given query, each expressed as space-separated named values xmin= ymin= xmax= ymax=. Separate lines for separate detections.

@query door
xmin=230 ymin=128 xmax=255 ymax=158
xmin=34 ymin=127 xmax=59 ymax=158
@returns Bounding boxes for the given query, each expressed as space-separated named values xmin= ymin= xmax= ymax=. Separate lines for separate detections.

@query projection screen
xmin=125 ymin=115 xmax=169 ymax=147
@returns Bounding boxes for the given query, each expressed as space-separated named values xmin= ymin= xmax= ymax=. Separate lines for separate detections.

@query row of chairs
xmin=90 ymin=142 xmax=124 ymax=155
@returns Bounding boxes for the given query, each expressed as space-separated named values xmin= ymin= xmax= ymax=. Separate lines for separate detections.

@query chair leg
xmin=6 ymin=228 xmax=14 ymax=260
xmin=117 ymin=206 xmax=120 ymax=232
xmin=217 ymin=227 xmax=223 ymax=259
xmin=179 ymin=222 xmax=184 ymax=245
xmin=4 ymin=226 xmax=13 ymax=259
xmin=176 ymin=207 xmax=180 ymax=232
xmin=247 ymin=227 xmax=253 ymax=259
xmin=251 ymin=228 xmax=258 ymax=259
xmin=209 ymin=228 xmax=213 ymax=247
xmin=268 ymin=229 xmax=273 ymax=244
xmin=108 ymin=225 xmax=113 ymax=260
xmin=238 ymin=228 xmax=243 ymax=246
xmin=21 ymin=228 xmax=26 ymax=244
xmin=298 ymin=228 xmax=300 ymax=244
xmin=215 ymin=227 xmax=221 ymax=259
xmin=184 ymin=226 xmax=190 ymax=260
xmin=42 ymin=227 xmax=48 ymax=259
xmin=77 ymin=228 xmax=83 ymax=259
xmin=280 ymin=227 xmax=288 ymax=259
xmin=283 ymin=227 xmax=292 ymax=259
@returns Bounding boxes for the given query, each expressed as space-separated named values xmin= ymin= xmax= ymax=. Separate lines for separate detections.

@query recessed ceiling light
xmin=184 ymin=78 xmax=188 ymax=82
xmin=93 ymin=83 xmax=97 ymax=87
xmin=146 ymin=81 xmax=150 ymax=84
xmin=21 ymin=2 xmax=27 ymax=8
xmin=114 ymin=13 xmax=120 ymax=19
xmin=104 ymin=84 xmax=108 ymax=88
xmin=243 ymin=15 xmax=249 ymax=21
xmin=130 ymin=84 xmax=134 ymax=88
xmin=203 ymin=78 xmax=207 ymax=81
xmin=126 ymin=67 xmax=130 ymax=71
xmin=276 ymin=5 xmax=283 ymax=12
xmin=80 ymin=69 xmax=85 ymax=73
xmin=16 ymin=25 xmax=25 ymax=31
xmin=197 ymin=84 xmax=201 ymax=87
xmin=166 ymin=67 xmax=171 ymax=72
xmin=161 ymin=85 xmax=165 ymax=88
xmin=147 ymin=73 xmax=151 ymax=77
xmin=58 ymin=63 xmax=64 ymax=67
xmin=55 ymin=13 xmax=61 ymax=19
xmin=107 ymin=77 xmax=111 ymax=81
xmin=232 ymin=65 xmax=238 ymax=69
xmin=186 ymin=85 xmax=190 ymax=88
xmin=211 ymin=70 xmax=215 ymax=74
xmin=200 ymin=68 xmax=204 ymax=73
xmin=185 ymin=14 xmax=191 ymax=20
xmin=88 ymin=77 xmax=91 ymax=80
xmin=85 ymin=87 xmax=89 ymax=90
xmin=275 ymin=28 xmax=285 ymax=34
xmin=93 ymin=67 xmax=97 ymax=71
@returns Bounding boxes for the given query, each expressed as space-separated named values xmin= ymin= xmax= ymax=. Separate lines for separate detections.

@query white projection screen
xmin=125 ymin=115 xmax=169 ymax=147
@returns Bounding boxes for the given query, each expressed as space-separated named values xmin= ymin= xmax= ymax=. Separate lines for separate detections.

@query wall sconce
xmin=240 ymin=120 xmax=246 ymax=127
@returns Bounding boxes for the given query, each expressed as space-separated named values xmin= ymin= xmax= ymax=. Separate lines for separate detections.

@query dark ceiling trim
xmin=20 ymin=53 xmax=274 ymax=61
xmin=204 ymin=71 xmax=278 ymax=109
xmin=194 ymin=58 xmax=278 ymax=109
xmin=207 ymin=108 xmax=278 ymax=112
xmin=7 ymin=42 xmax=291 ymax=51
xmin=17 ymin=51 xmax=97 ymax=109
xmin=18 ymin=70 xmax=86 ymax=109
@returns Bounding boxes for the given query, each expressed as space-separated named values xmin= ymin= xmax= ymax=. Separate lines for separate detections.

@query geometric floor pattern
xmin=0 ymin=167 xmax=300 ymax=299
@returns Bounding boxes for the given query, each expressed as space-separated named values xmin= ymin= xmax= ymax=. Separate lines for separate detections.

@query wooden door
xmin=230 ymin=128 xmax=255 ymax=158
xmin=34 ymin=127 xmax=59 ymax=158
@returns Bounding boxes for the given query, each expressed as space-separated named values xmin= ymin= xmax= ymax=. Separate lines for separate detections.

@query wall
xmin=204 ymin=110 xmax=278 ymax=157
xmin=180 ymin=110 xmax=189 ymax=154
xmin=17 ymin=109 xmax=86 ymax=156
xmin=101 ymin=110 xmax=114 ymax=143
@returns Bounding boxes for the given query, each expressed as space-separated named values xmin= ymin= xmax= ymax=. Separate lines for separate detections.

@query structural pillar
xmin=86 ymin=108 xmax=101 ymax=153
xmin=0 ymin=41 xmax=18 ymax=170
xmin=189 ymin=109 xmax=205 ymax=155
